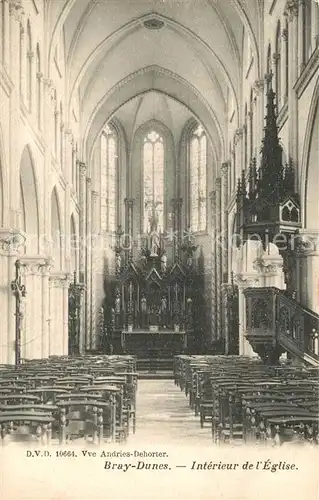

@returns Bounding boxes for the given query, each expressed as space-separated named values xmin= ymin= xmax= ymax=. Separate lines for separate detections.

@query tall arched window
xmin=143 ymin=130 xmax=164 ymax=233
xmin=189 ymin=124 xmax=207 ymax=232
xmin=26 ymin=20 xmax=32 ymax=110
xmin=101 ymin=125 xmax=118 ymax=232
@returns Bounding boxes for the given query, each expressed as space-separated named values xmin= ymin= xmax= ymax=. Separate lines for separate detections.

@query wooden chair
xmin=0 ymin=412 xmax=55 ymax=445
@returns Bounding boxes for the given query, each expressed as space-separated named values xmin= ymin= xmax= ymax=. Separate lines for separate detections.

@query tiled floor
xmin=130 ymin=379 xmax=212 ymax=445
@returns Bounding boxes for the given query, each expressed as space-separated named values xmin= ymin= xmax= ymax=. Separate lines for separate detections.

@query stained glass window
xmin=143 ymin=131 xmax=164 ymax=233
xmin=100 ymin=125 xmax=117 ymax=232
xmin=190 ymin=124 xmax=207 ymax=232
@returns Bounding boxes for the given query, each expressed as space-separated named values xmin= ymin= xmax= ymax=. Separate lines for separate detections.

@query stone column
xmin=285 ymin=0 xmax=299 ymax=186
xmin=63 ymin=129 xmax=72 ymax=185
xmin=19 ymin=22 xmax=26 ymax=100
xmin=91 ymin=190 xmax=99 ymax=350
xmin=296 ymin=230 xmax=319 ymax=314
xmin=2 ymin=0 xmax=10 ymax=67
xmin=252 ymin=79 xmax=265 ymax=160
xmin=39 ymin=259 xmax=52 ymax=359
xmin=234 ymin=128 xmax=243 ymax=180
xmin=221 ymin=163 xmax=229 ymax=282
xmin=20 ymin=257 xmax=48 ymax=360
xmin=312 ymin=2 xmax=319 ymax=50
xmin=54 ymin=109 xmax=59 ymax=160
xmin=36 ymin=71 xmax=44 ymax=130
xmin=215 ymin=178 xmax=222 ymax=339
xmin=221 ymin=162 xmax=229 ymax=350
xmin=235 ymin=274 xmax=260 ymax=357
xmin=85 ymin=178 xmax=92 ymax=350
xmin=0 ymin=229 xmax=25 ymax=364
xmin=8 ymin=0 xmax=24 ymax=216
xmin=248 ymin=111 xmax=253 ymax=164
xmin=78 ymin=162 xmax=86 ymax=282
xmin=171 ymin=197 xmax=183 ymax=261
xmin=272 ymin=52 xmax=281 ymax=109
xmin=27 ymin=48 xmax=34 ymax=110
xmin=78 ymin=162 xmax=87 ymax=352
xmin=124 ymin=198 xmax=134 ymax=263
xmin=298 ymin=0 xmax=305 ymax=73
xmin=281 ymin=28 xmax=288 ymax=102
xmin=210 ymin=191 xmax=217 ymax=342
xmin=49 ymin=272 xmax=71 ymax=356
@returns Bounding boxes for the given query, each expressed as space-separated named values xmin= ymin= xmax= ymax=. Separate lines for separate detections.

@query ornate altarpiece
xmin=100 ymin=209 xmax=206 ymax=356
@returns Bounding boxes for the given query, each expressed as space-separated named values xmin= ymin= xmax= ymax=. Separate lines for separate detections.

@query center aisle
xmin=129 ymin=379 xmax=211 ymax=445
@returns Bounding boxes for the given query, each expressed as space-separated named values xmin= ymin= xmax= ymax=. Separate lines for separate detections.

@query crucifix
xmin=11 ymin=259 xmax=26 ymax=366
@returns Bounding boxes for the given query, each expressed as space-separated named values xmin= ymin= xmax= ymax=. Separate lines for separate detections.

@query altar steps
xmin=137 ymin=358 xmax=174 ymax=379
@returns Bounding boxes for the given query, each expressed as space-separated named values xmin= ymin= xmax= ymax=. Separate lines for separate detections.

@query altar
xmin=119 ymin=329 xmax=187 ymax=356
xmin=100 ymin=202 xmax=206 ymax=356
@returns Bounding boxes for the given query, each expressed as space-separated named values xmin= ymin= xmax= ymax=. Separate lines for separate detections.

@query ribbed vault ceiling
xmin=46 ymin=0 xmax=263 ymax=160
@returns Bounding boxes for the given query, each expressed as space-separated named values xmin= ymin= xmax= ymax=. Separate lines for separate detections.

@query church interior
xmin=0 ymin=0 xmax=318 ymax=447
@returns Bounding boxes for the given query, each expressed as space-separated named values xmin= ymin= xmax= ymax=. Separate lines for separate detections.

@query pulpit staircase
xmin=244 ymin=287 xmax=319 ymax=367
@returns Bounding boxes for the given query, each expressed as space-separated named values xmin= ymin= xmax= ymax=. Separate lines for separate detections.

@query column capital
xmin=285 ymin=0 xmax=299 ymax=21
xmin=124 ymin=198 xmax=135 ymax=207
xmin=171 ymin=197 xmax=183 ymax=209
xmin=234 ymin=128 xmax=243 ymax=144
xmin=0 ymin=229 xmax=26 ymax=255
xmin=221 ymin=161 xmax=230 ymax=173
xmin=215 ymin=177 xmax=222 ymax=190
xmin=92 ymin=190 xmax=99 ymax=199
xmin=9 ymin=0 xmax=24 ymax=21
xmin=253 ymin=79 xmax=265 ymax=95
xmin=19 ymin=256 xmax=49 ymax=276
xmin=272 ymin=52 xmax=281 ymax=62
xmin=253 ymin=256 xmax=283 ymax=276
xmin=27 ymin=50 xmax=34 ymax=60
xmin=234 ymin=273 xmax=260 ymax=289
xmin=282 ymin=28 xmax=288 ymax=41
xmin=295 ymin=230 xmax=319 ymax=255
xmin=78 ymin=161 xmax=86 ymax=176
xmin=36 ymin=71 xmax=44 ymax=81
xmin=49 ymin=272 xmax=73 ymax=288
xmin=86 ymin=177 xmax=92 ymax=186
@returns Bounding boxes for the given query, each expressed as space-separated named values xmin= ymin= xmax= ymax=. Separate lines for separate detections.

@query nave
xmin=0 ymin=354 xmax=318 ymax=448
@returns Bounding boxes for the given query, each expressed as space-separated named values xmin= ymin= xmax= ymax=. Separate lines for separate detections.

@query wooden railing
xmin=244 ymin=287 xmax=319 ymax=365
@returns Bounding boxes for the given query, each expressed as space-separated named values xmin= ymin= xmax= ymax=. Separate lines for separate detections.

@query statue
xmin=141 ymin=295 xmax=147 ymax=328
xmin=187 ymin=297 xmax=192 ymax=314
xmin=115 ymin=289 xmax=121 ymax=314
xmin=141 ymin=295 xmax=147 ymax=313
xmin=150 ymin=225 xmax=160 ymax=256
xmin=160 ymin=296 xmax=167 ymax=313
xmin=116 ymin=254 xmax=121 ymax=271
xmin=161 ymin=251 xmax=167 ymax=272
xmin=187 ymin=256 xmax=193 ymax=268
